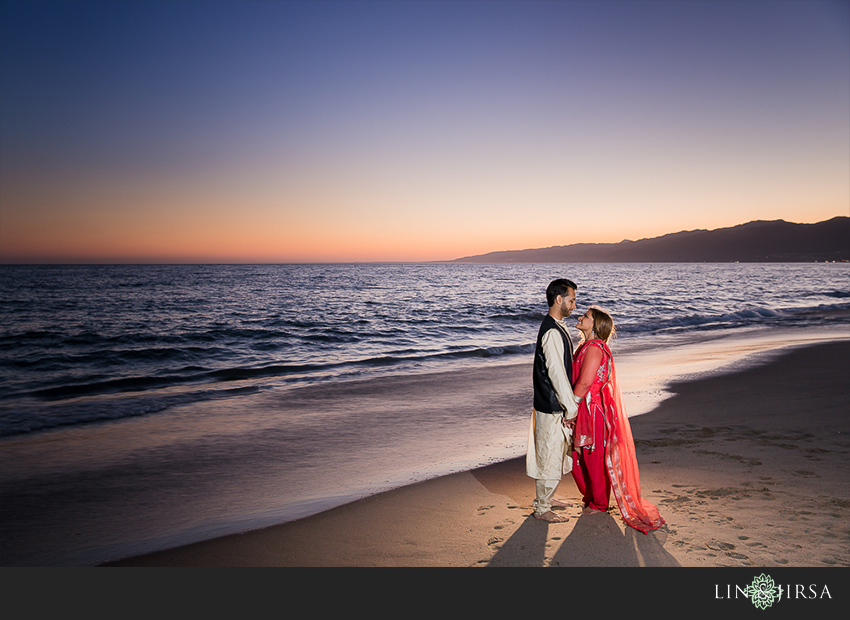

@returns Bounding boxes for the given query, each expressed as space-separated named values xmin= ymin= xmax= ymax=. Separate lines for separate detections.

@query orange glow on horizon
xmin=1 ymin=207 xmax=846 ymax=264
xmin=3 ymin=146 xmax=847 ymax=264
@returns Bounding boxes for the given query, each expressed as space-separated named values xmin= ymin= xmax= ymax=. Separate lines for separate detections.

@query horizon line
xmin=2 ymin=215 xmax=846 ymax=267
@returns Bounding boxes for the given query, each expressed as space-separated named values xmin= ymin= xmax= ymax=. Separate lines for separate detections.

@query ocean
xmin=1 ymin=262 xmax=848 ymax=565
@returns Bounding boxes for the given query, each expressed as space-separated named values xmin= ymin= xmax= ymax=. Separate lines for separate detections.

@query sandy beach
xmin=104 ymin=339 xmax=850 ymax=568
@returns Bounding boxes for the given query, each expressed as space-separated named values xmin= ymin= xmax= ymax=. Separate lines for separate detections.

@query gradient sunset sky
xmin=1 ymin=0 xmax=848 ymax=263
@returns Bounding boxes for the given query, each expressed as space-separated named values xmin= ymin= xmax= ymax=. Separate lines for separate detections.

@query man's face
xmin=559 ymin=288 xmax=576 ymax=318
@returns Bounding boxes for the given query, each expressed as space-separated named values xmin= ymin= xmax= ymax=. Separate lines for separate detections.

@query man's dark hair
xmin=546 ymin=278 xmax=577 ymax=307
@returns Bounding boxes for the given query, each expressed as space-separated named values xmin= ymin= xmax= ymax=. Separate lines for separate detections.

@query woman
xmin=570 ymin=306 xmax=665 ymax=534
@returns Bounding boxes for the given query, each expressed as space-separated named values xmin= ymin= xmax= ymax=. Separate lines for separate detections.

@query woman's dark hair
xmin=546 ymin=278 xmax=577 ymax=307
xmin=589 ymin=306 xmax=616 ymax=343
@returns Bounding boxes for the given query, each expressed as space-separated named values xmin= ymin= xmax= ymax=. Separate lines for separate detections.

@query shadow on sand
xmin=487 ymin=510 xmax=679 ymax=567
xmin=470 ymin=456 xmax=678 ymax=567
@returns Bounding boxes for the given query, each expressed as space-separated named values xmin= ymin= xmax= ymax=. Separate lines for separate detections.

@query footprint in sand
xmin=793 ymin=470 xmax=819 ymax=478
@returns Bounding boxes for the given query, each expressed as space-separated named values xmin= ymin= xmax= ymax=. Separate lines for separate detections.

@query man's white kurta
xmin=526 ymin=408 xmax=574 ymax=478
xmin=526 ymin=324 xmax=579 ymax=479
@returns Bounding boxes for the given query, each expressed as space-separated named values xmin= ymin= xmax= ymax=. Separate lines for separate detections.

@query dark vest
xmin=532 ymin=314 xmax=574 ymax=413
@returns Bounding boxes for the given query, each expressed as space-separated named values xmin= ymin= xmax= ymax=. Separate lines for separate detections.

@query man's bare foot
xmin=533 ymin=510 xmax=570 ymax=523
xmin=551 ymin=498 xmax=575 ymax=508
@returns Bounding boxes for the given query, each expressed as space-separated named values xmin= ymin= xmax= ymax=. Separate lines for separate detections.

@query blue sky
xmin=1 ymin=0 xmax=848 ymax=262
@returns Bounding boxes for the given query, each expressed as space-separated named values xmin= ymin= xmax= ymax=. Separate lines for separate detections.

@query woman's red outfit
xmin=571 ymin=339 xmax=665 ymax=534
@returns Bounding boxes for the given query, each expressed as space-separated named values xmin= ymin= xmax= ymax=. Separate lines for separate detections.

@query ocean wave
xmin=798 ymin=288 xmax=849 ymax=299
xmin=2 ymin=263 xmax=848 ymax=438
xmin=620 ymin=303 xmax=848 ymax=333
xmin=488 ymin=309 xmax=544 ymax=322
xmin=3 ymin=339 xmax=536 ymax=405
xmin=27 ymin=372 xmax=210 ymax=400
xmin=0 ymin=384 xmax=262 ymax=437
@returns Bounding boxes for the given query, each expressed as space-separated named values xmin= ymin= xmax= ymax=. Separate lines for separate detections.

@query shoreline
xmin=104 ymin=338 xmax=850 ymax=567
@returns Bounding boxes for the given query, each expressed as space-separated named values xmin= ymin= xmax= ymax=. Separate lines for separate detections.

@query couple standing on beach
xmin=526 ymin=278 xmax=665 ymax=534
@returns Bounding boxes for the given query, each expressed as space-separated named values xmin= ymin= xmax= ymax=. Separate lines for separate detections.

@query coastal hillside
xmin=450 ymin=217 xmax=849 ymax=263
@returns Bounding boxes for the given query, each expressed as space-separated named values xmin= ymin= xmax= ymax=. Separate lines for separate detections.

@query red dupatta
xmin=574 ymin=340 xmax=666 ymax=534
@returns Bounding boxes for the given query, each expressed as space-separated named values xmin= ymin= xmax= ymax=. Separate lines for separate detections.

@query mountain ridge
xmin=449 ymin=217 xmax=849 ymax=263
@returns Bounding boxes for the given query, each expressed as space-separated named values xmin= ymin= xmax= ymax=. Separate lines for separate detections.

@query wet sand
xmin=105 ymin=339 xmax=850 ymax=567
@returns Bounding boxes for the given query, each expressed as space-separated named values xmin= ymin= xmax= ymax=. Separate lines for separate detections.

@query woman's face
xmin=576 ymin=310 xmax=594 ymax=333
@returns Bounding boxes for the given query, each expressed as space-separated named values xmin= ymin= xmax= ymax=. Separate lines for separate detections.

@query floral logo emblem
xmin=748 ymin=573 xmax=780 ymax=609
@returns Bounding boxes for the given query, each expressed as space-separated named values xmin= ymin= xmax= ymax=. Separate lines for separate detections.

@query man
xmin=526 ymin=278 xmax=579 ymax=523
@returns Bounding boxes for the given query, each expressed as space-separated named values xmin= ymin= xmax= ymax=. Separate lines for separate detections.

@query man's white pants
xmin=526 ymin=409 xmax=573 ymax=515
